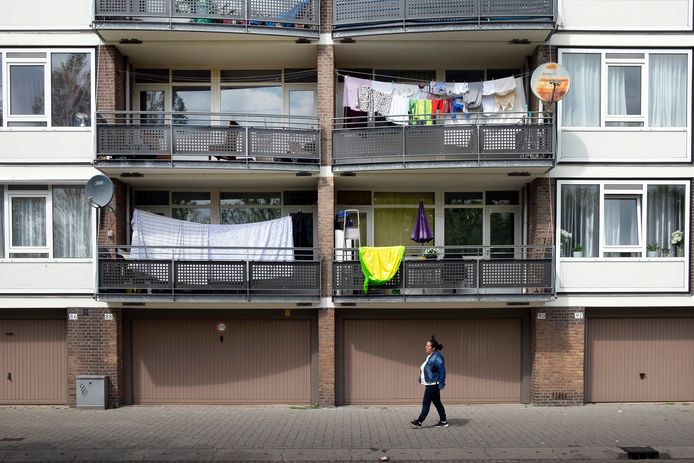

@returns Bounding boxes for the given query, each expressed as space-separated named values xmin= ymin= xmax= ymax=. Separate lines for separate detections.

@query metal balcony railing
xmin=333 ymin=0 xmax=555 ymax=32
xmin=332 ymin=112 xmax=554 ymax=169
xmin=94 ymin=0 xmax=318 ymax=35
xmin=96 ymin=111 xmax=320 ymax=168
xmin=98 ymin=245 xmax=320 ymax=300
xmin=333 ymin=245 xmax=554 ymax=299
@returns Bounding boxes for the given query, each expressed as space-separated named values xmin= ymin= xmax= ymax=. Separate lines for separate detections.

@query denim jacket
xmin=419 ymin=350 xmax=446 ymax=390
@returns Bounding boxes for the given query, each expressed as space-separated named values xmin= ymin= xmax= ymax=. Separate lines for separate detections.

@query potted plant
xmin=423 ymin=247 xmax=439 ymax=259
xmin=671 ymin=230 xmax=684 ymax=257
xmin=572 ymin=243 xmax=584 ymax=258
xmin=647 ymin=243 xmax=660 ymax=257
xmin=560 ymin=229 xmax=572 ymax=257
xmin=662 ymin=247 xmax=671 ymax=257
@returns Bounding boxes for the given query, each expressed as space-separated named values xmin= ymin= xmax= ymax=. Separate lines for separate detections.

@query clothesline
xmin=335 ymin=69 xmax=533 ymax=85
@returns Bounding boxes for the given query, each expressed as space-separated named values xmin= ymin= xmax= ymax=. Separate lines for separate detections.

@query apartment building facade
xmin=0 ymin=0 xmax=692 ymax=407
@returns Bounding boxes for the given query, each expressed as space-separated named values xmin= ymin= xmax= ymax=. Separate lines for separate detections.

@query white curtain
xmin=561 ymin=185 xmax=599 ymax=257
xmin=647 ymin=185 xmax=685 ymax=250
xmin=649 ymin=54 xmax=688 ymax=127
xmin=604 ymin=198 xmax=638 ymax=246
xmin=11 ymin=197 xmax=46 ymax=247
xmin=9 ymin=65 xmax=44 ymax=115
xmin=562 ymin=53 xmax=600 ymax=127
xmin=607 ymin=67 xmax=628 ymax=115
xmin=53 ymin=186 xmax=92 ymax=258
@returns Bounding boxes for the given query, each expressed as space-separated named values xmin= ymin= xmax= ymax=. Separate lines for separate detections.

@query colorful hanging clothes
xmin=343 ymin=75 xmax=372 ymax=111
xmin=359 ymin=246 xmax=405 ymax=293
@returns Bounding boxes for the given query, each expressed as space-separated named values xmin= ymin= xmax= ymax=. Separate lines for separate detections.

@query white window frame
xmin=558 ymin=48 xmax=692 ymax=131
xmin=0 ymin=48 xmax=95 ymax=131
xmin=557 ymin=179 xmax=690 ymax=261
xmin=5 ymin=190 xmax=52 ymax=259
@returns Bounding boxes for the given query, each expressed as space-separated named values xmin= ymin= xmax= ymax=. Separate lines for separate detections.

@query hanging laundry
xmin=495 ymin=91 xmax=516 ymax=111
xmin=482 ymin=94 xmax=496 ymax=113
xmin=387 ymin=94 xmax=410 ymax=125
xmin=429 ymin=81 xmax=448 ymax=96
xmin=493 ymin=76 xmax=517 ymax=95
xmin=343 ymin=75 xmax=372 ymax=111
xmin=450 ymin=98 xmax=465 ymax=119
xmin=452 ymin=82 xmax=469 ymax=95
xmin=356 ymin=86 xmax=393 ymax=117
xmin=424 ymin=99 xmax=433 ymax=125
xmin=482 ymin=80 xmax=495 ymax=96
xmin=462 ymin=82 xmax=483 ymax=110
xmin=372 ymin=80 xmax=394 ymax=95
xmin=358 ymin=246 xmax=405 ymax=293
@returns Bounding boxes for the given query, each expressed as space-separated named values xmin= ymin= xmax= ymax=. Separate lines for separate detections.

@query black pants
xmin=417 ymin=384 xmax=446 ymax=422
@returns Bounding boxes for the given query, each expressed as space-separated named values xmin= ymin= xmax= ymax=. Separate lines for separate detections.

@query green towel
xmin=358 ymin=246 xmax=405 ymax=293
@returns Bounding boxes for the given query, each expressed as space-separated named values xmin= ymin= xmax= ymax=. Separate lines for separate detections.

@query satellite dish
xmin=85 ymin=175 xmax=114 ymax=208
xmin=531 ymin=63 xmax=571 ymax=103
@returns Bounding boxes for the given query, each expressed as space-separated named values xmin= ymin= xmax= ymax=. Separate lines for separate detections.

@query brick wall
xmin=320 ymin=0 xmax=332 ymax=33
xmin=96 ymin=45 xmax=126 ymax=116
xmin=318 ymin=308 xmax=335 ymax=406
xmin=317 ymin=44 xmax=335 ymax=166
xmin=67 ymin=308 xmax=123 ymax=408
xmin=527 ymin=178 xmax=556 ymax=247
xmin=529 ymin=45 xmax=559 ymax=113
xmin=98 ymin=178 xmax=127 ymax=249
xmin=531 ymin=307 xmax=585 ymax=405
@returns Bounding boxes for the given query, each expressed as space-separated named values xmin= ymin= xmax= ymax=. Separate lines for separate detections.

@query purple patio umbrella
xmin=410 ymin=201 xmax=434 ymax=244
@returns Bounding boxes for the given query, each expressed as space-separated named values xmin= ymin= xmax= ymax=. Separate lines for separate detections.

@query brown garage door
xmin=343 ymin=319 xmax=521 ymax=404
xmin=132 ymin=319 xmax=311 ymax=404
xmin=587 ymin=318 xmax=694 ymax=402
xmin=0 ymin=319 xmax=67 ymax=404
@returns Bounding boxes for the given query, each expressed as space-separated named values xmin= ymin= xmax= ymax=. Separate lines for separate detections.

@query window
xmin=1 ymin=50 xmax=93 ymax=128
xmin=373 ymin=192 xmax=434 ymax=246
xmin=172 ymin=192 xmax=211 ymax=223
xmin=220 ymin=192 xmax=281 ymax=224
xmin=1 ymin=185 xmax=92 ymax=259
xmin=560 ymin=50 xmax=689 ymax=128
xmin=559 ymin=181 xmax=687 ymax=258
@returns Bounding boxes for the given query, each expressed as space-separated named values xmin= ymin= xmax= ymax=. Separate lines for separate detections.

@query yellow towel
xmin=358 ymin=246 xmax=405 ymax=293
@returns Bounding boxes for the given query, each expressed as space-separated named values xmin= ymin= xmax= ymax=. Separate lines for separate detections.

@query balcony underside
xmin=332 ymin=159 xmax=553 ymax=173
xmin=95 ymin=159 xmax=320 ymax=174
xmin=333 ymin=293 xmax=554 ymax=303
xmin=332 ymin=22 xmax=554 ymax=39
xmin=94 ymin=21 xmax=319 ymax=39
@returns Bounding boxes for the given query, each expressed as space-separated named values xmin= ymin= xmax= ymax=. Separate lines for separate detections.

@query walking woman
xmin=410 ymin=336 xmax=448 ymax=428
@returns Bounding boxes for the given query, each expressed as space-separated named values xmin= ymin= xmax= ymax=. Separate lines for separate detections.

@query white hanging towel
xmin=493 ymin=76 xmax=517 ymax=96
xmin=482 ymin=80 xmax=495 ymax=96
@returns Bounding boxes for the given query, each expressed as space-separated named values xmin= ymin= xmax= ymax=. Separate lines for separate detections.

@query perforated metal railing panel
xmin=405 ymin=260 xmax=476 ymax=288
xmin=332 ymin=128 xmax=404 ymax=162
xmin=332 ymin=124 xmax=553 ymax=165
xmin=174 ymin=126 xmax=245 ymax=156
xmin=175 ymin=261 xmax=246 ymax=289
xmin=407 ymin=0 xmax=477 ymax=20
xmin=333 ymin=258 xmax=553 ymax=295
xmin=249 ymin=128 xmax=319 ymax=161
xmin=98 ymin=125 xmax=171 ymax=156
xmin=95 ymin=0 xmax=318 ymax=24
xmin=249 ymin=262 xmax=320 ymax=291
xmin=100 ymin=260 xmax=172 ymax=290
xmin=334 ymin=0 xmax=402 ymax=25
xmin=333 ymin=0 xmax=554 ymax=26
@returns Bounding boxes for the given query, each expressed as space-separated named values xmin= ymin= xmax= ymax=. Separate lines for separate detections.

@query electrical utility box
xmin=76 ymin=375 xmax=109 ymax=409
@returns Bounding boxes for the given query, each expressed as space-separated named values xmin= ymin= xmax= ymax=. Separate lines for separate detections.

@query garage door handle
xmin=6 ymin=373 xmax=11 ymax=381
xmin=639 ymin=372 xmax=646 ymax=380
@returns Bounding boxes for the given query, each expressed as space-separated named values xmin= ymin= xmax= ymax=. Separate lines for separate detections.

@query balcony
xmin=95 ymin=111 xmax=320 ymax=173
xmin=93 ymin=0 xmax=319 ymax=38
xmin=332 ymin=112 xmax=554 ymax=172
xmin=97 ymin=246 xmax=321 ymax=302
xmin=332 ymin=0 xmax=555 ymax=37
xmin=333 ymin=245 xmax=554 ymax=302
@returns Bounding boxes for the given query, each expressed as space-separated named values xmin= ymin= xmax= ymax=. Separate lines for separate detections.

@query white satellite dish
xmin=85 ymin=175 xmax=114 ymax=208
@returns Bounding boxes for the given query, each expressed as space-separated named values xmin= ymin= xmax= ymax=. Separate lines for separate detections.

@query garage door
xmin=0 ymin=319 xmax=67 ymax=404
xmin=132 ymin=319 xmax=311 ymax=404
xmin=343 ymin=319 xmax=521 ymax=404
xmin=587 ymin=318 xmax=694 ymax=402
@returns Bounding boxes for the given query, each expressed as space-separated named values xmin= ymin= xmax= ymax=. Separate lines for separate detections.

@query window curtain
xmin=53 ymin=186 xmax=91 ymax=258
xmin=10 ymin=65 xmax=44 ymax=115
xmin=649 ymin=54 xmax=688 ymax=127
xmin=374 ymin=208 xmax=434 ymax=247
xmin=11 ymin=197 xmax=46 ymax=247
xmin=604 ymin=198 xmax=639 ymax=246
xmin=608 ymin=66 xmax=641 ymax=116
xmin=647 ymin=185 xmax=685 ymax=251
xmin=561 ymin=185 xmax=599 ymax=257
xmin=562 ymin=54 xmax=600 ymax=127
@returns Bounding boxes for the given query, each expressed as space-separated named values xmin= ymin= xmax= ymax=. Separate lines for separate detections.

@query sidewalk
xmin=0 ymin=403 xmax=693 ymax=462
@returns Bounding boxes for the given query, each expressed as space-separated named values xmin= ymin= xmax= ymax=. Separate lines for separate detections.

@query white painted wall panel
xmin=559 ymin=130 xmax=689 ymax=162
xmin=558 ymin=260 xmax=688 ymax=292
xmin=0 ymin=132 xmax=93 ymax=163
xmin=0 ymin=0 xmax=93 ymax=30
xmin=0 ymin=262 xmax=94 ymax=293
xmin=560 ymin=0 xmax=692 ymax=30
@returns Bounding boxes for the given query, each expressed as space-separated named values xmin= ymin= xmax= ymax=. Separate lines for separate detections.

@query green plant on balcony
xmin=647 ymin=242 xmax=660 ymax=257
xmin=572 ymin=243 xmax=583 ymax=258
